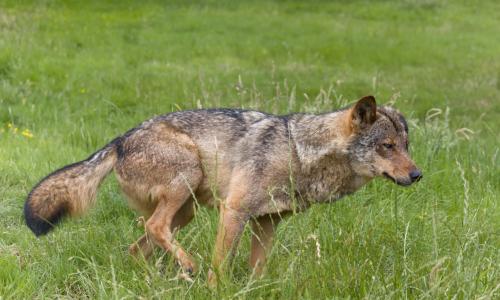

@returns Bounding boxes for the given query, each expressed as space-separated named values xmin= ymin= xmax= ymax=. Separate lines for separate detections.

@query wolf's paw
xmin=207 ymin=269 xmax=218 ymax=289
xmin=177 ymin=250 xmax=197 ymax=275
xmin=177 ymin=272 xmax=194 ymax=283
xmin=128 ymin=243 xmax=141 ymax=258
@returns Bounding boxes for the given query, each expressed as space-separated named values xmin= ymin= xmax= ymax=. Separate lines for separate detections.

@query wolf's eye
xmin=383 ymin=143 xmax=394 ymax=150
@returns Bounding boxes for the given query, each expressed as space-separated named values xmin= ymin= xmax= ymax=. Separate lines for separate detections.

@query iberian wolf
xmin=24 ymin=95 xmax=422 ymax=283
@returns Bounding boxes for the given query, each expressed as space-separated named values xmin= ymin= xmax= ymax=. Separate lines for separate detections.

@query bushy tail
xmin=24 ymin=142 xmax=118 ymax=236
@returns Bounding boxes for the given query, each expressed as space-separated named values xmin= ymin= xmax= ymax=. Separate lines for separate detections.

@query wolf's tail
xmin=24 ymin=141 xmax=119 ymax=236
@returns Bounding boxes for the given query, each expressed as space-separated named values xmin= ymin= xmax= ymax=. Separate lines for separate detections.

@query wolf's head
xmin=347 ymin=96 xmax=422 ymax=186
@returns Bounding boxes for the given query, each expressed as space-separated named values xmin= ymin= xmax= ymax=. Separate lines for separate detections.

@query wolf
xmin=24 ymin=95 xmax=421 ymax=284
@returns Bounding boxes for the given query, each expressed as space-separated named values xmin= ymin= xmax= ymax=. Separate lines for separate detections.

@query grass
xmin=0 ymin=0 xmax=499 ymax=298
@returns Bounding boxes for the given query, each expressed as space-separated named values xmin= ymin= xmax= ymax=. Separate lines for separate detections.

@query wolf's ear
xmin=350 ymin=95 xmax=377 ymax=131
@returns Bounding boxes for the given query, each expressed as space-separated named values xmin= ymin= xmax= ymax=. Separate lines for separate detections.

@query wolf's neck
xmin=287 ymin=110 xmax=369 ymax=203
xmin=288 ymin=110 xmax=352 ymax=172
xmin=295 ymin=153 xmax=366 ymax=203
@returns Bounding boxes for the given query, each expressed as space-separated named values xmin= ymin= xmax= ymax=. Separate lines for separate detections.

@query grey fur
xmin=24 ymin=96 xmax=421 ymax=280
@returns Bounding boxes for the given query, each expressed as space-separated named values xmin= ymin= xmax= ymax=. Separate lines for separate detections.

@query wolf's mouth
xmin=382 ymin=172 xmax=395 ymax=182
xmin=383 ymin=172 xmax=411 ymax=186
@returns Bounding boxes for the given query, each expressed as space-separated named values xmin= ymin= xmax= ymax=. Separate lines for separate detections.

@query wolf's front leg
xmin=249 ymin=213 xmax=286 ymax=277
xmin=208 ymin=202 xmax=249 ymax=287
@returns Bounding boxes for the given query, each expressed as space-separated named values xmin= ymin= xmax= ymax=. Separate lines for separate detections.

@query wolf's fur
xmin=24 ymin=96 xmax=421 ymax=281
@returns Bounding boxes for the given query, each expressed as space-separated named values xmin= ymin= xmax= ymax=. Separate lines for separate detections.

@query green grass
xmin=1 ymin=0 xmax=499 ymax=298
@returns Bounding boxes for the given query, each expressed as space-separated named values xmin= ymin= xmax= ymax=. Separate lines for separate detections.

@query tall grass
xmin=1 ymin=0 xmax=499 ymax=298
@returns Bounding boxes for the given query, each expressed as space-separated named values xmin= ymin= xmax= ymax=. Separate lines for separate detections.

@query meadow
xmin=0 ymin=0 xmax=499 ymax=298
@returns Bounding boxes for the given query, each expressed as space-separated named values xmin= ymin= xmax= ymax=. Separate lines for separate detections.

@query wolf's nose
xmin=409 ymin=170 xmax=422 ymax=182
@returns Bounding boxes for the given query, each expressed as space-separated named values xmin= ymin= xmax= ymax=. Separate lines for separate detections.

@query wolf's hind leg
xmin=129 ymin=199 xmax=195 ymax=260
xmin=146 ymin=185 xmax=198 ymax=274
xmin=129 ymin=234 xmax=154 ymax=259
xmin=171 ymin=198 xmax=195 ymax=232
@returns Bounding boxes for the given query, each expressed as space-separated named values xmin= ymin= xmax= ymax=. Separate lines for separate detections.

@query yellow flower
xmin=80 ymin=88 xmax=86 ymax=93
xmin=7 ymin=122 xmax=13 ymax=128
xmin=13 ymin=127 xmax=18 ymax=134
xmin=21 ymin=129 xmax=33 ymax=138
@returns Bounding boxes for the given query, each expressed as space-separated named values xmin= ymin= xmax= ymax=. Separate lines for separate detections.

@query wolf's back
xmin=24 ymin=143 xmax=118 ymax=236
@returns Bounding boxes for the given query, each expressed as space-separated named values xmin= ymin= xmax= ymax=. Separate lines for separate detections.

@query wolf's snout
xmin=409 ymin=169 xmax=422 ymax=183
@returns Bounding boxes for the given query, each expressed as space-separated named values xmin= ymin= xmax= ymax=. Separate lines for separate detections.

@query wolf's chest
xmin=298 ymin=157 xmax=363 ymax=202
